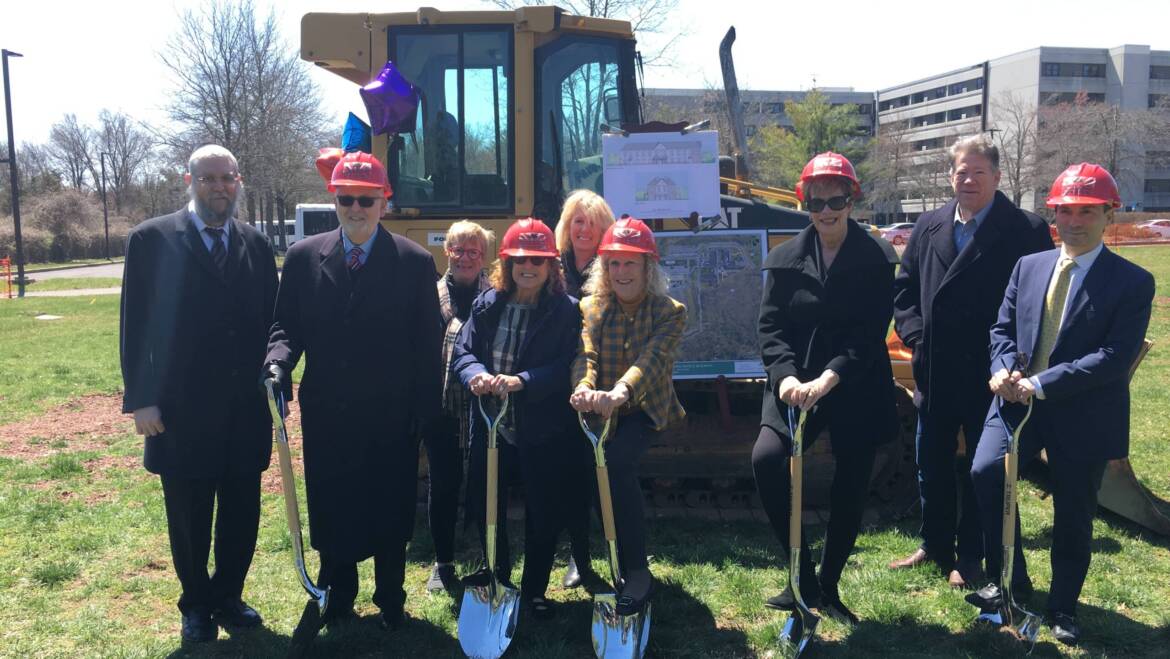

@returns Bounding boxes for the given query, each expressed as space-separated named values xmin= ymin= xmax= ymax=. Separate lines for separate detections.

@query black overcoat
xmin=265 ymin=226 xmax=442 ymax=562
xmin=892 ymin=191 xmax=1052 ymax=414
xmin=758 ymin=220 xmax=900 ymax=447
xmin=119 ymin=209 xmax=278 ymax=478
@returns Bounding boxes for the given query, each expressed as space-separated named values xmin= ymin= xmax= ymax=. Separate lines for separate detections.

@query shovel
xmin=458 ymin=394 xmax=521 ymax=659
xmin=778 ymin=406 xmax=818 ymax=658
xmin=979 ymin=364 xmax=1041 ymax=649
xmin=579 ymin=412 xmax=651 ymax=659
xmin=263 ymin=380 xmax=330 ymax=616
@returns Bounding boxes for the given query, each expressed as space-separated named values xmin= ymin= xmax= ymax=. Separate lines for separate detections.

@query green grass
xmin=0 ymin=247 xmax=1167 ymax=657
xmin=25 ymin=277 xmax=123 ymax=291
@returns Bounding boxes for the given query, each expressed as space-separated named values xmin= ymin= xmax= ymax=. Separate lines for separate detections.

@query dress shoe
xmin=427 ymin=563 xmax=458 ymax=593
xmin=888 ymin=548 xmax=933 ymax=570
xmin=213 ymin=600 xmax=263 ymax=629
xmin=764 ymin=584 xmax=822 ymax=611
xmin=1049 ymin=612 xmax=1080 ymax=646
xmin=819 ymin=594 xmax=859 ymax=626
xmin=562 ymin=556 xmax=583 ymax=588
xmin=379 ymin=607 xmax=405 ymax=631
xmin=948 ymin=561 xmax=984 ymax=589
xmin=965 ymin=582 xmax=1003 ymax=611
xmin=288 ymin=601 xmax=325 ymax=659
xmin=181 ymin=610 xmax=217 ymax=643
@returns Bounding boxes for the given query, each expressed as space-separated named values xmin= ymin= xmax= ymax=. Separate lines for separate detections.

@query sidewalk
xmin=5 ymin=287 xmax=122 ymax=298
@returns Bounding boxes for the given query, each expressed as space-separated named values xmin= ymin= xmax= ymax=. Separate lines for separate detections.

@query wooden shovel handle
xmin=597 ymin=464 xmax=617 ymax=543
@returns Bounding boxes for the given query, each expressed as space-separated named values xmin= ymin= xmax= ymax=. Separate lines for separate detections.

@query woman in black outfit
xmin=754 ymin=152 xmax=899 ymax=624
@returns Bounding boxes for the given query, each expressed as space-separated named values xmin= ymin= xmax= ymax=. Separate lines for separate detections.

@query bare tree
xmin=863 ymin=122 xmax=915 ymax=222
xmin=990 ymin=92 xmax=1039 ymax=207
xmin=47 ymin=114 xmax=98 ymax=190
xmin=97 ymin=111 xmax=154 ymax=212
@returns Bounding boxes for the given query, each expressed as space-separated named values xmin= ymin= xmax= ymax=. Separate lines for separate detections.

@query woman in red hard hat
xmin=754 ymin=152 xmax=900 ymax=625
xmin=569 ymin=217 xmax=687 ymax=615
xmin=451 ymin=218 xmax=581 ymax=619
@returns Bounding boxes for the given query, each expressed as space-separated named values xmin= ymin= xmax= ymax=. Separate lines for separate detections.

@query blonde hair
xmin=583 ymin=252 xmax=670 ymax=308
xmin=555 ymin=190 xmax=616 ymax=254
xmin=445 ymin=220 xmax=494 ymax=253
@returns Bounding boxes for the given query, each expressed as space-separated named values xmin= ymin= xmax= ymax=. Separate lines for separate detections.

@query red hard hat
xmin=499 ymin=218 xmax=558 ymax=258
xmin=598 ymin=217 xmax=659 ymax=261
xmin=315 ymin=147 xmax=345 ymax=185
xmin=795 ymin=151 xmax=862 ymax=201
xmin=329 ymin=151 xmax=392 ymax=198
xmin=1046 ymin=163 xmax=1121 ymax=209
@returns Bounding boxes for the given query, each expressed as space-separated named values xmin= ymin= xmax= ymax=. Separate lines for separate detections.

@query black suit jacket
xmin=758 ymin=219 xmax=900 ymax=447
xmin=893 ymin=191 xmax=1053 ymax=414
xmin=990 ymin=247 xmax=1154 ymax=461
xmin=119 ymin=209 xmax=279 ymax=478
xmin=265 ymin=226 xmax=442 ymax=559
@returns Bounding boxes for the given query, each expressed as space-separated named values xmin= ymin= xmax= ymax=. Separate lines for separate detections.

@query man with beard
xmin=120 ymin=144 xmax=279 ymax=643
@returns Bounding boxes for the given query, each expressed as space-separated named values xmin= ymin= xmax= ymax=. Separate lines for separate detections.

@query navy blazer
xmin=893 ymin=191 xmax=1053 ymax=413
xmin=989 ymin=247 xmax=1154 ymax=461
xmin=452 ymin=287 xmax=580 ymax=446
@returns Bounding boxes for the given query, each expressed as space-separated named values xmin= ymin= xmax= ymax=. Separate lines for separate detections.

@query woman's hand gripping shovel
xmin=580 ymin=412 xmax=651 ymax=659
xmin=262 ymin=381 xmax=330 ymax=654
xmin=977 ymin=352 xmax=1042 ymax=649
xmin=778 ymin=406 xmax=818 ymax=658
xmin=458 ymin=394 xmax=521 ymax=659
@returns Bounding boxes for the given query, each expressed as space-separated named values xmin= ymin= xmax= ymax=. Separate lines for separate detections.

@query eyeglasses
xmin=336 ymin=195 xmax=378 ymax=208
xmin=511 ymin=256 xmax=550 ymax=266
xmin=806 ymin=195 xmax=851 ymax=212
xmin=196 ymin=174 xmax=240 ymax=186
xmin=447 ymin=247 xmax=483 ymax=259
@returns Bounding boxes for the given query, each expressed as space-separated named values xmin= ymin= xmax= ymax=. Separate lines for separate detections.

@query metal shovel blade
xmin=458 ymin=570 xmax=521 ymax=659
xmin=591 ymin=592 xmax=651 ymax=659
xmin=778 ymin=603 xmax=818 ymax=658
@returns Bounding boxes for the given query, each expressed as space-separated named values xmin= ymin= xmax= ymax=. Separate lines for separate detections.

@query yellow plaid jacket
xmin=572 ymin=292 xmax=687 ymax=431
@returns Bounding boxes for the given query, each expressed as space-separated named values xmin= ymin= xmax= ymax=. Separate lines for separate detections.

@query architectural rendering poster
xmin=656 ymin=229 xmax=768 ymax=379
xmin=602 ymin=131 xmax=720 ymax=220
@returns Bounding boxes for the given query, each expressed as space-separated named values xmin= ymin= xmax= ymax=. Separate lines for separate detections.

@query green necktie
xmin=1034 ymin=257 xmax=1075 ymax=372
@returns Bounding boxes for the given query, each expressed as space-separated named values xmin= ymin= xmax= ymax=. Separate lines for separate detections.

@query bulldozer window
xmin=535 ymin=36 xmax=638 ymax=223
xmin=389 ymin=28 xmax=513 ymax=212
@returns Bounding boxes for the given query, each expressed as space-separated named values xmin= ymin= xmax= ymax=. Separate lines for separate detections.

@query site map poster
xmin=657 ymin=230 xmax=768 ymax=379
xmin=601 ymin=131 xmax=721 ymax=220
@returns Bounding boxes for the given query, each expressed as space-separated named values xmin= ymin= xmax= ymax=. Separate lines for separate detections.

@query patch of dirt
xmin=0 ymin=394 xmax=131 ymax=459
xmin=261 ymin=396 xmax=304 ymax=495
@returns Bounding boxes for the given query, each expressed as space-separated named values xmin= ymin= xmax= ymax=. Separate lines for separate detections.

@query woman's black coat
xmin=758 ymin=219 xmax=900 ymax=448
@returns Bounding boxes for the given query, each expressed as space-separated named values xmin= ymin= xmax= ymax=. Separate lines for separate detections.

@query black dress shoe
xmin=379 ymin=607 xmax=405 ymax=631
xmin=819 ymin=594 xmax=859 ymax=626
xmin=213 ymin=600 xmax=263 ymax=629
xmin=427 ymin=563 xmax=458 ymax=593
xmin=965 ymin=583 xmax=1003 ymax=611
xmin=764 ymin=585 xmax=822 ymax=611
xmin=181 ymin=610 xmax=217 ymax=643
xmin=1049 ymin=612 xmax=1080 ymax=646
xmin=562 ymin=557 xmax=583 ymax=589
xmin=288 ymin=600 xmax=325 ymax=659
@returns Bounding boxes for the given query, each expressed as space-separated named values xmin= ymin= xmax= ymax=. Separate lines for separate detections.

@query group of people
xmin=119 ymin=134 xmax=1153 ymax=651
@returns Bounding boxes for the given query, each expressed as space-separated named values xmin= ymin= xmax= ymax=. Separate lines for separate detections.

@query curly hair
xmin=489 ymin=255 xmax=567 ymax=297
xmin=582 ymin=253 xmax=669 ymax=308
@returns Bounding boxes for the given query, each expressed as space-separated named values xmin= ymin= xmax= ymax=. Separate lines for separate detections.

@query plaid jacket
xmin=572 ymin=292 xmax=687 ymax=431
xmin=438 ymin=271 xmax=492 ymax=419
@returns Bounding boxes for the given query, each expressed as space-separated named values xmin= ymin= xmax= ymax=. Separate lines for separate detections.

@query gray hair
xmin=188 ymin=144 xmax=239 ymax=175
xmin=583 ymin=253 xmax=671 ymax=306
xmin=949 ymin=134 xmax=999 ymax=171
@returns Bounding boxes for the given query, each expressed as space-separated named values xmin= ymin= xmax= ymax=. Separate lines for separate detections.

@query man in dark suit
xmin=966 ymin=163 xmax=1154 ymax=645
xmin=262 ymin=151 xmax=442 ymax=646
xmin=891 ymin=135 xmax=1053 ymax=587
xmin=120 ymin=144 xmax=278 ymax=643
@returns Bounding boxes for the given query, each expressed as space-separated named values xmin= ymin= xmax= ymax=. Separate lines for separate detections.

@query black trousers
xmin=159 ymin=472 xmax=261 ymax=615
xmin=603 ymin=412 xmax=655 ymax=575
xmin=468 ymin=438 xmax=572 ymax=599
xmin=971 ymin=403 xmax=1107 ymax=616
xmin=316 ymin=542 xmax=407 ymax=617
xmin=915 ymin=394 xmax=992 ymax=568
xmin=752 ymin=423 xmax=876 ymax=597
xmin=422 ymin=414 xmax=463 ymax=564
xmin=562 ymin=427 xmax=594 ymax=567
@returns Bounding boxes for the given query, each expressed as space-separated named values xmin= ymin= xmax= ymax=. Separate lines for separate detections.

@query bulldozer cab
xmin=301 ymin=7 xmax=640 ymax=267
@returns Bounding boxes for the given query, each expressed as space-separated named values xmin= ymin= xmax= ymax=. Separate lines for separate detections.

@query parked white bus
xmin=292 ymin=203 xmax=339 ymax=246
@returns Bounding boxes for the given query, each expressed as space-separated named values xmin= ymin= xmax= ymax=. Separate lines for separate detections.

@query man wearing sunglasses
xmin=120 ymin=144 xmax=278 ymax=643
xmin=263 ymin=151 xmax=442 ymax=647
xmin=890 ymin=135 xmax=1053 ymax=589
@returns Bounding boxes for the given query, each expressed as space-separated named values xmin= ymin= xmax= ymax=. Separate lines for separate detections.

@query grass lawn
xmin=24 ymin=277 xmax=123 ymax=292
xmin=0 ymin=246 xmax=1167 ymax=657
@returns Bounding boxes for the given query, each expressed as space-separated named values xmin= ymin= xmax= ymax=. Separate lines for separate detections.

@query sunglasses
xmin=336 ymin=195 xmax=378 ymax=208
xmin=806 ymin=195 xmax=851 ymax=212
xmin=510 ymin=256 xmax=550 ymax=266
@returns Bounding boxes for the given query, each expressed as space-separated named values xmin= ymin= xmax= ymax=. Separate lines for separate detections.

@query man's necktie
xmin=347 ymin=246 xmax=364 ymax=272
xmin=1033 ymin=256 xmax=1075 ymax=372
xmin=205 ymin=227 xmax=227 ymax=273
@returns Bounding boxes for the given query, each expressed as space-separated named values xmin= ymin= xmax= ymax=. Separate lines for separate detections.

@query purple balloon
xmin=360 ymin=60 xmax=420 ymax=136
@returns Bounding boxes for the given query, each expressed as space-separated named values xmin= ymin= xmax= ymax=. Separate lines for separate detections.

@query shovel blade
xmin=778 ymin=607 xmax=818 ymax=658
xmin=591 ymin=593 xmax=651 ymax=659
xmin=458 ymin=578 xmax=521 ymax=659
xmin=1015 ymin=612 xmax=1042 ymax=647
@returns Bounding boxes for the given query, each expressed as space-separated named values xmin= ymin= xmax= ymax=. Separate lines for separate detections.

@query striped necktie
xmin=347 ymin=246 xmax=364 ymax=272
xmin=204 ymin=227 xmax=227 ymax=273
xmin=1033 ymin=256 xmax=1075 ymax=372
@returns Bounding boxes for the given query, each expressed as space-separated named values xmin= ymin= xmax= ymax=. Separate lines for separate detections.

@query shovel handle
xmin=487 ymin=446 xmax=499 ymax=528
xmin=597 ymin=464 xmax=617 ymax=543
xmin=789 ymin=453 xmax=803 ymax=551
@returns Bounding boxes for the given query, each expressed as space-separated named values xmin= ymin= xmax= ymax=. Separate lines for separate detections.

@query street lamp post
xmin=1 ymin=49 xmax=25 ymax=297
xmin=99 ymin=151 xmax=110 ymax=259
